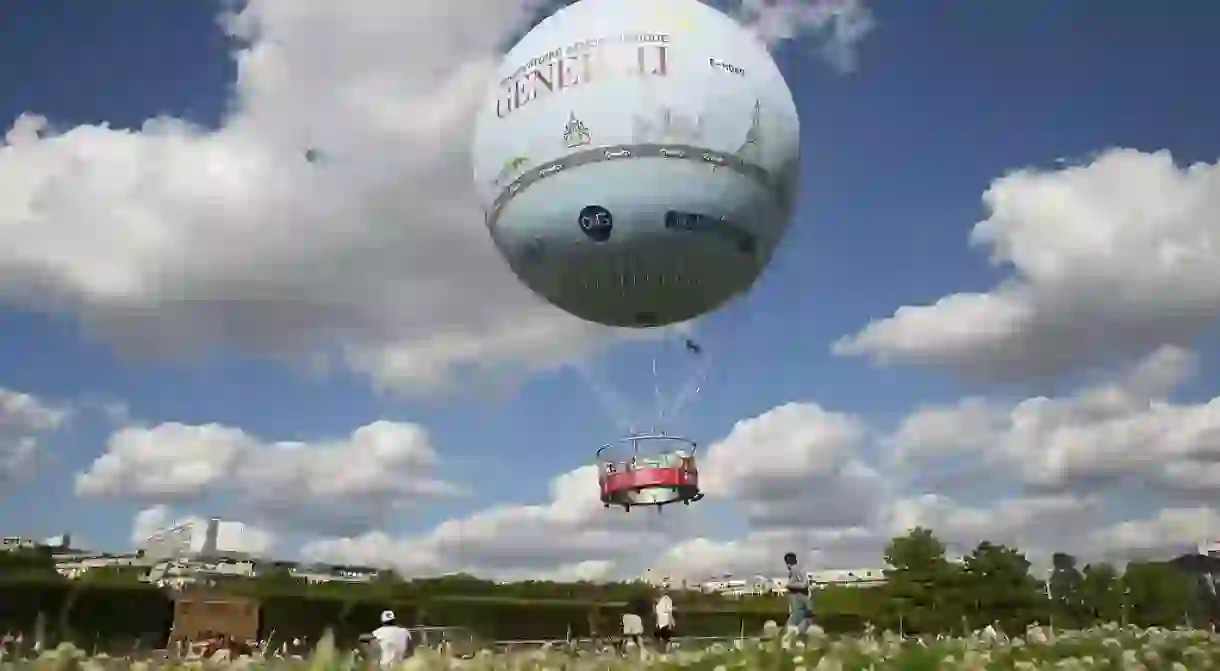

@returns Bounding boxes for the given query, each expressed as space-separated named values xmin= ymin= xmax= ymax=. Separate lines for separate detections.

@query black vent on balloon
xmin=579 ymin=205 xmax=613 ymax=242
xmin=635 ymin=311 xmax=659 ymax=326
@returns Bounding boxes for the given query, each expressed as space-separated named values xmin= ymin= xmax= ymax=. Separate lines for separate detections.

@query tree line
xmin=1 ymin=527 xmax=1217 ymax=645
xmin=859 ymin=527 xmax=1219 ymax=635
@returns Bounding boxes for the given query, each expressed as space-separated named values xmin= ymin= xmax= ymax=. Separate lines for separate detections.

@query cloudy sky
xmin=2 ymin=0 xmax=1219 ymax=583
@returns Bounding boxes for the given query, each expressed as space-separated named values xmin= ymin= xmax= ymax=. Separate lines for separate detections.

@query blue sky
xmin=1 ymin=0 xmax=1219 ymax=579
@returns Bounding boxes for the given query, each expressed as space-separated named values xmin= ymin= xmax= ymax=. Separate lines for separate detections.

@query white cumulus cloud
xmin=889 ymin=346 xmax=1220 ymax=497
xmin=0 ymin=387 xmax=69 ymax=485
xmin=834 ymin=149 xmax=1220 ymax=380
xmin=78 ymin=420 xmax=458 ymax=536
xmin=734 ymin=0 xmax=874 ymax=71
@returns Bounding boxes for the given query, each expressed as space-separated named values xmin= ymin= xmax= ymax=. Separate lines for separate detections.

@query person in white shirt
xmin=371 ymin=610 xmax=412 ymax=669
xmin=653 ymin=590 xmax=675 ymax=650
xmin=784 ymin=552 xmax=814 ymax=636
xmin=620 ymin=611 xmax=644 ymax=652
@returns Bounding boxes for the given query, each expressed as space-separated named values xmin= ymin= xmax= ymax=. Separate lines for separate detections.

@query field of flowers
xmin=4 ymin=624 xmax=1220 ymax=670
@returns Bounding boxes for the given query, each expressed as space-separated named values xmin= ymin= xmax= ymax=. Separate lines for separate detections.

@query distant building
xmin=144 ymin=558 xmax=380 ymax=589
xmin=138 ymin=517 xmax=268 ymax=587
xmin=808 ymin=568 xmax=886 ymax=588
xmin=43 ymin=534 xmax=73 ymax=550
xmin=640 ymin=567 xmax=674 ymax=589
xmin=145 ymin=557 xmax=258 ymax=588
xmin=54 ymin=552 xmax=150 ymax=580
xmin=0 ymin=536 xmax=40 ymax=551
xmin=695 ymin=568 xmax=888 ymax=597
xmin=1198 ymin=540 xmax=1220 ymax=559
xmin=141 ymin=518 xmax=256 ymax=562
xmin=699 ymin=575 xmax=746 ymax=594
xmin=2 ymin=521 xmax=381 ymax=588
xmin=698 ymin=574 xmax=775 ymax=597
xmin=282 ymin=562 xmax=381 ymax=584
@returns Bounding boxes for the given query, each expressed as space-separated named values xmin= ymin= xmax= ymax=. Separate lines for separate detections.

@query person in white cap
xmin=371 ymin=609 xmax=412 ymax=668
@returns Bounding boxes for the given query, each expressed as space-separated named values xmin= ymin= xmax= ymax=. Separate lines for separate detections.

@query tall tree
xmin=882 ymin=528 xmax=964 ymax=634
xmin=1123 ymin=561 xmax=1194 ymax=627
xmin=962 ymin=541 xmax=1041 ymax=632
xmin=1079 ymin=562 xmax=1121 ymax=624
xmin=1049 ymin=552 xmax=1085 ymax=627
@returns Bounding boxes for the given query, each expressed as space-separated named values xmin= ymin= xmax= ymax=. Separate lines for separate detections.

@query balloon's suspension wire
xmin=576 ymin=333 xmax=714 ymax=435
xmin=661 ymin=343 xmax=714 ymax=427
xmin=652 ymin=357 xmax=663 ymax=429
xmin=574 ymin=360 xmax=637 ymax=435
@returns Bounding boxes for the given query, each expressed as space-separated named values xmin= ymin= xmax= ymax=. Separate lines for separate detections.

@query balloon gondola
xmin=596 ymin=434 xmax=703 ymax=513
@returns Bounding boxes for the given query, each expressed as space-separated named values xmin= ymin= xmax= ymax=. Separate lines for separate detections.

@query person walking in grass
xmin=784 ymin=551 xmax=814 ymax=638
xmin=653 ymin=588 xmax=676 ymax=651
xmin=621 ymin=610 xmax=644 ymax=653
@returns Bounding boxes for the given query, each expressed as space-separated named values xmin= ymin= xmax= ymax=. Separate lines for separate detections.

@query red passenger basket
xmin=596 ymin=434 xmax=704 ymax=512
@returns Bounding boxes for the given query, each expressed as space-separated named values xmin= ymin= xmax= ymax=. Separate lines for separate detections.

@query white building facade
xmin=696 ymin=568 xmax=888 ymax=597
xmin=54 ymin=552 xmax=150 ymax=579
xmin=142 ymin=517 xmax=270 ymax=560
xmin=808 ymin=568 xmax=886 ymax=588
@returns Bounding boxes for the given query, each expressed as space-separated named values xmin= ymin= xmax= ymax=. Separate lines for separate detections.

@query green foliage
xmin=1080 ymin=562 xmax=1122 ymax=624
xmin=961 ymin=541 xmax=1043 ymax=631
xmin=0 ymin=547 xmax=63 ymax=581
xmin=871 ymin=528 xmax=1211 ymax=635
xmin=879 ymin=527 xmax=963 ymax=634
xmin=1121 ymin=560 xmax=1196 ymax=627
xmin=0 ymin=527 xmax=1216 ymax=646
xmin=0 ymin=579 xmax=786 ymax=646
xmin=1048 ymin=552 xmax=1086 ymax=627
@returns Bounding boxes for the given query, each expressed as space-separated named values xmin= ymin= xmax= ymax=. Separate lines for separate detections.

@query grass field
xmin=3 ymin=624 xmax=1219 ymax=669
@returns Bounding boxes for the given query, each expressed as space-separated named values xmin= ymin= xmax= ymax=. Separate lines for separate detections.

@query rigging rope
xmin=662 ymin=344 xmax=714 ymax=427
xmin=573 ymin=360 xmax=638 ymax=434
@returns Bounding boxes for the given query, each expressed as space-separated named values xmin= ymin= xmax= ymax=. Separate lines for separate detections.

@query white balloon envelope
xmin=472 ymin=0 xmax=800 ymax=328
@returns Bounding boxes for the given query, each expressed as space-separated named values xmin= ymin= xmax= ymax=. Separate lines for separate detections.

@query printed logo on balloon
xmin=736 ymin=100 xmax=762 ymax=160
xmin=563 ymin=112 xmax=592 ymax=149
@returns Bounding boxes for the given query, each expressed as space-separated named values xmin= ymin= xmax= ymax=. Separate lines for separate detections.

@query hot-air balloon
xmin=471 ymin=0 xmax=800 ymax=511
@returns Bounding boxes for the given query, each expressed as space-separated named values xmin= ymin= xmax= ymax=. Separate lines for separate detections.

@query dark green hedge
xmin=0 ymin=580 xmax=69 ymax=631
xmin=0 ymin=581 xmax=173 ymax=651
xmin=0 ymin=581 xmax=813 ymax=646
xmin=63 ymin=583 xmax=173 ymax=646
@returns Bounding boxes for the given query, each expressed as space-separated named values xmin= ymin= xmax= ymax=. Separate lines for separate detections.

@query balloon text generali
xmin=472 ymin=0 xmax=800 ymax=328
